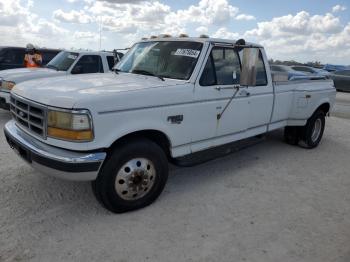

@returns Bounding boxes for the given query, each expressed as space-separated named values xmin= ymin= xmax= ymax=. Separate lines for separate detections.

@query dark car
xmin=0 ymin=46 xmax=61 ymax=70
xmin=330 ymin=70 xmax=350 ymax=92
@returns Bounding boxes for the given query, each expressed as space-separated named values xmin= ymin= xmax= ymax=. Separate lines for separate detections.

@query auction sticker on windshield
xmin=174 ymin=49 xmax=200 ymax=58
xmin=68 ymin=54 xmax=78 ymax=60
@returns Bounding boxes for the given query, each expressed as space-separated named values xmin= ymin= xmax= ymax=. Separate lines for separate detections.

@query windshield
xmin=116 ymin=41 xmax=203 ymax=80
xmin=46 ymin=51 xmax=79 ymax=71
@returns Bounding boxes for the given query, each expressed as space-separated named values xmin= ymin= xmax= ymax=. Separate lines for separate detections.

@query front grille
xmin=10 ymin=94 xmax=47 ymax=138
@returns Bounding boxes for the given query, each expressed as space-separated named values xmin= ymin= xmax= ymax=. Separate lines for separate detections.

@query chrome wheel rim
xmin=311 ymin=118 xmax=322 ymax=142
xmin=115 ymin=158 xmax=156 ymax=201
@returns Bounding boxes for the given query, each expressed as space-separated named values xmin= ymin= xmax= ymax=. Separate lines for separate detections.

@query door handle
xmin=239 ymin=90 xmax=250 ymax=96
xmin=215 ymin=85 xmax=240 ymax=91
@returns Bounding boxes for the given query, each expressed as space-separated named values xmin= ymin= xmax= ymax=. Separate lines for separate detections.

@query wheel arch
xmin=108 ymin=129 xmax=173 ymax=159
xmin=315 ymin=102 xmax=330 ymax=115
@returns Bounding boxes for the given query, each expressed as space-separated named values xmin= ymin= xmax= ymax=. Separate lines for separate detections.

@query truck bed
xmin=269 ymin=79 xmax=336 ymax=131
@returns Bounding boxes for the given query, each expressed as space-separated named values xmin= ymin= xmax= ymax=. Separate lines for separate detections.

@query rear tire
xmin=299 ymin=110 xmax=325 ymax=149
xmin=92 ymin=138 xmax=168 ymax=213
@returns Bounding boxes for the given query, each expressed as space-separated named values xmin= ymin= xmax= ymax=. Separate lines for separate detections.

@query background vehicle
xmin=323 ymin=64 xmax=350 ymax=72
xmin=291 ymin=66 xmax=330 ymax=78
xmin=330 ymin=70 xmax=350 ymax=92
xmin=0 ymin=50 xmax=116 ymax=110
xmin=270 ymin=65 xmax=309 ymax=80
xmin=0 ymin=46 xmax=61 ymax=70
xmin=4 ymin=37 xmax=336 ymax=213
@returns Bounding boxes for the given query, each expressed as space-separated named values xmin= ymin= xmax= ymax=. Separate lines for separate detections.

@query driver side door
xmin=192 ymin=45 xmax=250 ymax=152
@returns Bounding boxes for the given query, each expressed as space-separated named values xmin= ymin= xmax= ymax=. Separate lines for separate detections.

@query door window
xmin=41 ymin=51 xmax=60 ymax=65
xmin=255 ymin=51 xmax=268 ymax=86
xmin=107 ymin=56 xmax=115 ymax=70
xmin=200 ymin=47 xmax=241 ymax=86
xmin=200 ymin=47 xmax=268 ymax=87
xmin=293 ymin=67 xmax=313 ymax=73
xmin=0 ymin=49 xmax=25 ymax=64
xmin=72 ymin=55 xmax=104 ymax=74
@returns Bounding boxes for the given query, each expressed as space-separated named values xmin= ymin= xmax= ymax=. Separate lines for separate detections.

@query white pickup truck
xmin=4 ymin=37 xmax=336 ymax=213
xmin=0 ymin=50 xmax=116 ymax=110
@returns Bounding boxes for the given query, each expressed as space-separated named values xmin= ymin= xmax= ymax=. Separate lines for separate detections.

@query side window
xmin=41 ymin=51 xmax=59 ymax=65
xmin=1 ymin=49 xmax=24 ymax=64
xmin=212 ymin=48 xmax=240 ymax=85
xmin=72 ymin=55 xmax=104 ymax=74
xmin=1 ymin=50 xmax=16 ymax=63
xmin=199 ymin=55 xmax=216 ymax=86
xmin=107 ymin=56 xmax=115 ymax=70
xmin=255 ymin=51 xmax=268 ymax=86
xmin=199 ymin=47 xmax=241 ymax=86
xmin=271 ymin=66 xmax=283 ymax=72
xmin=304 ymin=67 xmax=313 ymax=73
xmin=14 ymin=49 xmax=25 ymax=64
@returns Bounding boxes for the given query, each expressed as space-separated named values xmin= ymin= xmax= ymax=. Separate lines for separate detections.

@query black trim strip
xmin=31 ymin=153 xmax=101 ymax=173
xmin=172 ymin=118 xmax=307 ymax=150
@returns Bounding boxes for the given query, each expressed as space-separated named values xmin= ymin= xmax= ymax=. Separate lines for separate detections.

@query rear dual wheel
xmin=300 ymin=110 xmax=325 ymax=148
xmin=284 ymin=110 xmax=326 ymax=149
xmin=92 ymin=138 xmax=168 ymax=213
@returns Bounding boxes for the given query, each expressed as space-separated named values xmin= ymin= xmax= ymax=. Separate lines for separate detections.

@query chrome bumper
xmin=4 ymin=120 xmax=106 ymax=181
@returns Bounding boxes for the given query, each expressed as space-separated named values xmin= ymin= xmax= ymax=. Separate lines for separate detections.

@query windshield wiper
xmin=46 ymin=64 xmax=58 ymax=71
xmin=131 ymin=69 xmax=164 ymax=81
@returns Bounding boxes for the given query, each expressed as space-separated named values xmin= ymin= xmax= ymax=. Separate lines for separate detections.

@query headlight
xmin=47 ymin=109 xmax=93 ymax=141
xmin=1 ymin=81 xmax=16 ymax=91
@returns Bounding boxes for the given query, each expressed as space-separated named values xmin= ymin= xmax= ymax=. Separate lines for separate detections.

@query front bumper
xmin=0 ymin=91 xmax=10 ymax=110
xmin=4 ymin=120 xmax=106 ymax=181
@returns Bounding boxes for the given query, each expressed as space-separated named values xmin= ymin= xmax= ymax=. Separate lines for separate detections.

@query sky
xmin=0 ymin=0 xmax=349 ymax=64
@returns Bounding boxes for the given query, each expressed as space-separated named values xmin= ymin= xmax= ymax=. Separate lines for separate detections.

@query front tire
xmin=92 ymin=138 xmax=168 ymax=213
xmin=299 ymin=110 xmax=326 ymax=149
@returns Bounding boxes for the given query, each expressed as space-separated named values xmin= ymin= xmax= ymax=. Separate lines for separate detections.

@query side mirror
xmin=71 ymin=65 xmax=83 ymax=74
xmin=240 ymin=48 xmax=259 ymax=86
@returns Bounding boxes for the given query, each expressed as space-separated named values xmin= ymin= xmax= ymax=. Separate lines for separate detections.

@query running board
xmin=173 ymin=135 xmax=266 ymax=167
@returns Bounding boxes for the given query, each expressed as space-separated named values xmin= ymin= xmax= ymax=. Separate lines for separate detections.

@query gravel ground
xmin=0 ymin=109 xmax=350 ymax=262
xmin=333 ymin=91 xmax=350 ymax=120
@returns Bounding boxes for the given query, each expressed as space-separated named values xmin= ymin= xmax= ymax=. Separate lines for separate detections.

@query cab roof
xmin=138 ymin=37 xmax=263 ymax=48
xmin=0 ymin=46 xmax=61 ymax=51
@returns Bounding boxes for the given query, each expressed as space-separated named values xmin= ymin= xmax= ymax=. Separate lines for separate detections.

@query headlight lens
xmin=47 ymin=110 xmax=93 ymax=141
xmin=1 ymin=81 xmax=16 ymax=91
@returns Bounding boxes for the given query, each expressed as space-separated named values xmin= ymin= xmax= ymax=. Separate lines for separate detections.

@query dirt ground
xmin=0 ymin=102 xmax=350 ymax=262
xmin=333 ymin=91 xmax=350 ymax=119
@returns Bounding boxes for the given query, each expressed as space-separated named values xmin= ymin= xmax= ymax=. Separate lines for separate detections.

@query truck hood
xmin=12 ymin=72 xmax=185 ymax=108
xmin=0 ymin=67 xmax=66 ymax=83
